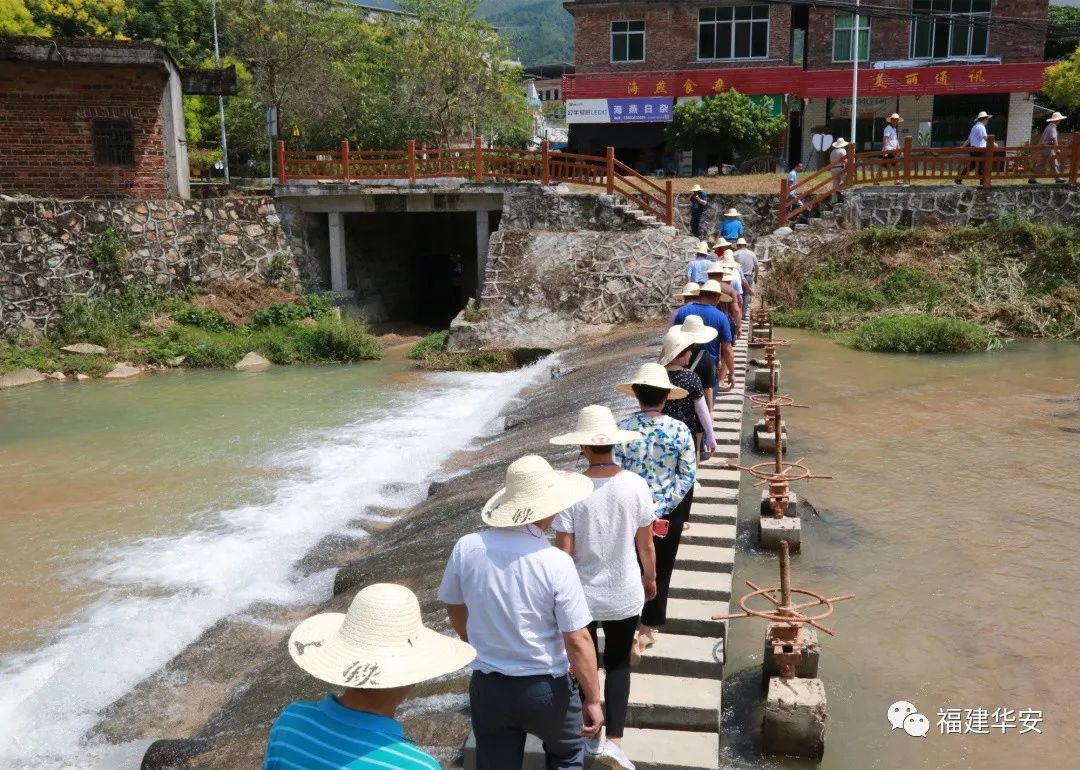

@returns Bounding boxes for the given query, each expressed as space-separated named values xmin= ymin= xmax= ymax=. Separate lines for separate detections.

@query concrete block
xmin=689 ymin=502 xmax=737 ymax=523
xmin=664 ymin=598 xmax=728 ymax=638
xmin=606 ymin=628 xmax=724 ymax=678
xmin=473 ymin=728 xmax=721 ymax=770
xmin=675 ymin=544 xmax=734 ymax=573
xmin=669 ymin=569 xmax=732 ymax=602
xmin=763 ymin=677 xmax=828 ymax=759
xmin=759 ymin=516 xmax=801 ymax=552
xmin=697 ymin=467 xmax=741 ymax=488
xmin=760 ymin=489 xmax=798 ymax=518
xmin=600 ymin=672 xmax=722 ymax=731
xmin=764 ymin=625 xmax=820 ymax=680
xmin=681 ymin=522 xmax=736 ymax=548
xmin=752 ymin=366 xmax=780 ymax=393
xmin=754 ymin=426 xmax=787 ymax=454
xmin=711 ymin=429 xmax=742 ymax=445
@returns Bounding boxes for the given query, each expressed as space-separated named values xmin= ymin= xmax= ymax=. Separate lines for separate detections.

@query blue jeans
xmin=470 ymin=671 xmax=584 ymax=770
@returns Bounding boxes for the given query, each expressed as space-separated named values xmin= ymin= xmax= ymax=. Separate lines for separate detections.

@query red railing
xmin=276 ymin=138 xmax=675 ymax=226
xmin=780 ymin=134 xmax=1080 ymax=226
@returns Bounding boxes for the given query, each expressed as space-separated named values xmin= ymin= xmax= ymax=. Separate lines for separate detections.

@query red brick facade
xmin=571 ymin=2 xmax=791 ymax=73
xmin=0 ymin=63 xmax=169 ymax=199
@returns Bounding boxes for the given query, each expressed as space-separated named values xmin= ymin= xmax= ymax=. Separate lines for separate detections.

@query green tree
xmin=126 ymin=0 xmax=214 ymax=68
xmin=0 ymin=0 xmax=48 ymax=34
xmin=666 ymin=90 xmax=787 ymax=166
xmin=26 ymin=0 xmax=129 ymax=38
xmin=1044 ymin=43 xmax=1080 ymax=112
xmin=1047 ymin=6 xmax=1080 ymax=61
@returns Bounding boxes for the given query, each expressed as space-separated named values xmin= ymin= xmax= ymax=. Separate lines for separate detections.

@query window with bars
xmin=611 ymin=20 xmax=645 ymax=63
xmin=698 ymin=6 xmax=770 ymax=60
xmin=833 ymin=13 xmax=870 ymax=62
xmin=92 ymin=119 xmax=135 ymax=166
xmin=910 ymin=0 xmax=990 ymax=59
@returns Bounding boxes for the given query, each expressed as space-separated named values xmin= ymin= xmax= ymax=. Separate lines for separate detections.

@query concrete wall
xmin=0 ymin=198 xmax=296 ymax=334
xmin=836 ymin=186 xmax=1080 ymax=229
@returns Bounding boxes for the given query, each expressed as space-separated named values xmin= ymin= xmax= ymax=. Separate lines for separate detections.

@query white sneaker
xmin=584 ymin=737 xmax=603 ymax=756
xmin=596 ymin=739 xmax=636 ymax=770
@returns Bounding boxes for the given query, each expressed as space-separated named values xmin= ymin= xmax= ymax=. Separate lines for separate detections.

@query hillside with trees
xmin=478 ymin=0 xmax=573 ymax=64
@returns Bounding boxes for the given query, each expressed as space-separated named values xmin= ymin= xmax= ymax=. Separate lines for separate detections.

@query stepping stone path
xmin=465 ymin=336 xmax=749 ymax=770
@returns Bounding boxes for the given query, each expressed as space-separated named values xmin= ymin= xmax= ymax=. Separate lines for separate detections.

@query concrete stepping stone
xmin=690 ymin=502 xmax=738 ymax=522
xmin=669 ymin=569 xmax=732 ymax=602
xmin=681 ymin=522 xmax=735 ymax=547
xmin=675 ymin=544 xmax=734 ymax=573
xmin=696 ymin=468 xmax=740 ymax=488
xmin=486 ymin=729 xmax=720 ymax=770
xmin=635 ymin=634 xmax=725 ymax=679
xmin=601 ymin=671 xmax=722 ymax=731
xmin=664 ymin=598 xmax=728 ymax=638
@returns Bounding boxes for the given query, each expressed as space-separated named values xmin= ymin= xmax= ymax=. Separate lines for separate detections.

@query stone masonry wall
xmin=673 ymin=192 xmax=776 ymax=241
xmin=835 ymin=186 xmax=1080 ymax=229
xmin=0 ymin=197 xmax=297 ymax=334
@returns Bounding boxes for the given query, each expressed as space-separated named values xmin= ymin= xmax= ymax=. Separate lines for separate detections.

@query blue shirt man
xmin=686 ymin=248 xmax=713 ymax=283
xmin=672 ymin=301 xmax=731 ymax=361
xmin=719 ymin=211 xmax=744 ymax=241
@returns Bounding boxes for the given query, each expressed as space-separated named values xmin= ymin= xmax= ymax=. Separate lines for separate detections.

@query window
xmin=910 ymin=0 xmax=990 ymax=59
xmin=611 ymin=21 xmax=645 ymax=63
xmin=833 ymin=13 xmax=870 ymax=62
xmin=93 ymin=119 xmax=135 ymax=166
xmin=698 ymin=6 xmax=770 ymax=60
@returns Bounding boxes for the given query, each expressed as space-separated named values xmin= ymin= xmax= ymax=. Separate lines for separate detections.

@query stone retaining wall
xmin=673 ymin=192 xmax=776 ymax=239
xmin=837 ymin=185 xmax=1080 ymax=229
xmin=0 ymin=197 xmax=297 ymax=334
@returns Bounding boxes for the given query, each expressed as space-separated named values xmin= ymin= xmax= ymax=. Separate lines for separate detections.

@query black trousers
xmin=957 ymin=151 xmax=982 ymax=180
xmin=640 ymin=488 xmax=693 ymax=627
xmin=587 ymin=614 xmax=638 ymax=737
xmin=690 ymin=210 xmax=703 ymax=237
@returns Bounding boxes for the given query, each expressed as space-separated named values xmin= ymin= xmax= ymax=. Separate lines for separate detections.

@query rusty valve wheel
xmin=748 ymin=393 xmax=804 ymax=410
xmin=731 ymin=458 xmax=831 ymax=487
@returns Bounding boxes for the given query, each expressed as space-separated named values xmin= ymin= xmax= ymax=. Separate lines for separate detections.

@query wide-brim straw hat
xmin=288 ymin=583 xmax=476 ymax=689
xmin=735 ymin=237 xmax=748 ymax=246
xmin=1047 ymin=112 xmax=1067 ymax=122
xmin=691 ymin=184 xmax=703 ymax=192
xmin=551 ymin=404 xmax=643 ymax=446
xmin=719 ymin=252 xmax=738 ymax=268
xmin=695 ymin=240 xmax=711 ymax=255
xmin=658 ymin=327 xmax=699 ymax=365
xmin=976 ymin=111 xmax=992 ymax=120
xmin=482 ymin=455 xmax=593 ymax=528
xmin=724 ymin=208 xmax=741 ymax=218
xmin=832 ymin=138 xmax=849 ymax=149
xmin=676 ymin=281 xmax=701 ymax=298
xmin=616 ymin=362 xmax=689 ymax=400
xmin=679 ymin=314 xmax=718 ymax=344
xmin=714 ymin=237 xmax=731 ymax=249
xmin=889 ymin=113 xmax=903 ymax=122
xmin=698 ymin=279 xmax=733 ymax=302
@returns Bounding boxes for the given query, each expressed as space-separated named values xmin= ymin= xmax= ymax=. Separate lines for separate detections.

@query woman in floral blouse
xmin=613 ymin=363 xmax=697 ymax=654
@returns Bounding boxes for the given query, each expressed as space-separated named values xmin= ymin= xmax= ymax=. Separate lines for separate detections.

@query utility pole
xmin=211 ymin=0 xmax=230 ymax=184
xmin=850 ymin=0 xmax=860 ymax=149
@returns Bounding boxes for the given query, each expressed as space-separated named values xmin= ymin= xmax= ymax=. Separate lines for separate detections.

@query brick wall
xmin=991 ymin=0 xmax=1049 ymax=63
xmin=0 ymin=63 xmax=169 ymax=199
xmin=572 ymin=2 xmax=791 ymax=74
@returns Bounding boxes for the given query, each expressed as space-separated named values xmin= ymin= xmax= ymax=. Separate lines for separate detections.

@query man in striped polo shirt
xmin=263 ymin=583 xmax=476 ymax=769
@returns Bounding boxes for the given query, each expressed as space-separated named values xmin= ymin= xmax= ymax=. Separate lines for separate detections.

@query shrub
xmin=51 ymin=287 xmax=162 ymax=348
xmin=251 ymin=293 xmax=336 ymax=328
xmin=800 ymin=275 xmax=885 ymax=312
xmin=855 ymin=226 xmax=919 ymax=255
xmin=881 ymin=267 xmax=945 ymax=310
xmin=294 ymin=318 xmax=382 ymax=362
xmin=88 ymin=228 xmax=129 ymax=280
xmin=262 ymin=252 xmax=293 ymax=286
xmin=172 ymin=304 xmax=230 ymax=332
xmin=408 ymin=330 xmax=449 ymax=360
xmin=144 ymin=326 xmax=250 ymax=367
xmin=851 ymin=314 xmax=993 ymax=353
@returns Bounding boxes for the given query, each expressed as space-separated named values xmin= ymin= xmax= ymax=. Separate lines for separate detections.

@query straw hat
xmin=691 ymin=183 xmax=703 ymax=192
xmin=714 ymin=237 xmax=731 ymax=250
xmin=1047 ymin=112 xmax=1067 ymax=123
xmin=288 ymin=583 xmax=476 ymax=689
xmin=676 ymin=281 xmax=700 ymax=299
xmin=735 ymin=237 xmax=748 ymax=247
xmin=723 ymin=208 xmax=741 ymax=218
xmin=616 ymin=362 xmax=689 ymax=399
xmin=550 ymin=405 xmax=643 ymax=446
xmin=658 ymin=326 xmax=698 ymax=365
xmin=698 ymin=279 xmax=734 ymax=302
xmin=695 ymin=240 xmax=711 ymax=255
xmin=832 ymin=138 xmax=849 ymax=149
xmin=481 ymin=455 xmax=593 ymax=528
xmin=888 ymin=113 xmax=903 ymax=123
xmin=678 ymin=314 xmax=718 ymax=344
xmin=976 ymin=111 xmax=992 ymax=120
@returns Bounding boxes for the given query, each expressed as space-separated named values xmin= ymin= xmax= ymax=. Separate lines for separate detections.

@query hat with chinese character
xmin=723 ymin=208 xmax=742 ymax=218
xmin=976 ymin=111 xmax=992 ymax=120
xmin=832 ymin=137 xmax=850 ymax=149
xmin=616 ymin=362 xmax=690 ymax=400
xmin=889 ymin=113 xmax=903 ymax=123
xmin=288 ymin=583 xmax=476 ymax=689
xmin=698 ymin=279 xmax=734 ymax=302
xmin=550 ymin=405 xmax=643 ymax=446
xmin=695 ymin=240 xmax=711 ymax=255
xmin=1047 ymin=112 xmax=1067 ymax=122
xmin=482 ymin=455 xmax=594 ymax=528
xmin=676 ymin=281 xmax=701 ymax=298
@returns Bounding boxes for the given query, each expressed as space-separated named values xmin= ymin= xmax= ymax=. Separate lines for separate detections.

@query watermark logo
xmin=887 ymin=701 xmax=928 ymax=738
xmin=888 ymin=701 xmax=1043 ymax=737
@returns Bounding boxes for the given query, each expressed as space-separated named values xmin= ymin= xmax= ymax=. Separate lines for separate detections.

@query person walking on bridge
xmin=263 ymin=583 xmax=476 ymax=770
xmin=613 ymin=364 xmax=697 ymax=657
xmin=550 ymin=405 xmax=657 ymax=769
xmin=956 ymin=111 xmax=992 ymax=185
xmin=829 ymin=138 xmax=850 ymax=197
xmin=1029 ymin=112 xmax=1068 ymax=185
xmin=439 ymin=455 xmax=603 ymax=770
xmin=659 ymin=326 xmax=717 ymax=461
xmin=686 ymin=241 xmax=713 ymax=285
xmin=880 ymin=113 xmax=903 ymax=184
xmin=670 ymin=280 xmax=734 ymax=392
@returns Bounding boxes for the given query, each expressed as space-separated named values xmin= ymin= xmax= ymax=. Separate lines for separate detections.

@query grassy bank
xmin=406 ymin=330 xmax=517 ymax=372
xmin=765 ymin=217 xmax=1080 ymax=352
xmin=1 ymin=282 xmax=381 ymax=376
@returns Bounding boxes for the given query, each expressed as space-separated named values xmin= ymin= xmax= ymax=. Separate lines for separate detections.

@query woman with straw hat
xmin=438 ymin=455 xmax=603 ymax=770
xmin=612 ymin=363 xmax=697 ymax=655
xmin=678 ymin=314 xmax=720 ymax=434
xmin=718 ymin=207 xmax=743 ymax=241
xmin=830 ymin=138 xmax=850 ymax=195
xmin=659 ymin=326 xmax=717 ymax=459
xmin=264 ymin=583 xmax=476 ymax=770
xmin=550 ymin=405 xmax=656 ymax=768
xmin=672 ymin=279 xmax=734 ymax=393
xmin=1030 ymin=111 xmax=1068 ymax=185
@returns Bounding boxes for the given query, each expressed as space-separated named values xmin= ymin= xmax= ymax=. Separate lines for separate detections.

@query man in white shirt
xmin=956 ymin=111 xmax=992 ymax=184
xmin=880 ymin=113 xmax=902 ymax=184
xmin=439 ymin=455 xmax=603 ymax=770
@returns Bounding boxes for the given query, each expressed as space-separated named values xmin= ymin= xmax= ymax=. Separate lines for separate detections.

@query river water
xmin=0 ymin=360 xmax=550 ymax=769
xmin=723 ymin=331 xmax=1080 ymax=769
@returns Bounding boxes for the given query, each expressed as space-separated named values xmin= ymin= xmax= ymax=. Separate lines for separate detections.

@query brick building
xmin=0 ymin=38 xmax=191 ymax=199
xmin=562 ymin=1 xmax=1052 ymax=172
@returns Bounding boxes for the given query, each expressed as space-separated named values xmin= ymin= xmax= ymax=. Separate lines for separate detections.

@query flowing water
xmin=722 ymin=332 xmax=1080 ymax=769
xmin=0 ymin=360 xmax=550 ymax=769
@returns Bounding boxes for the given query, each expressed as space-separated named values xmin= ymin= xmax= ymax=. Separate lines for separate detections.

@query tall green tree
xmin=667 ymin=90 xmax=787 ymax=166
xmin=1047 ymin=6 xmax=1080 ymax=61
xmin=126 ymin=0 xmax=214 ymax=68
xmin=26 ymin=0 xmax=130 ymax=38
xmin=1044 ymin=43 xmax=1080 ymax=112
xmin=0 ymin=0 xmax=47 ymax=34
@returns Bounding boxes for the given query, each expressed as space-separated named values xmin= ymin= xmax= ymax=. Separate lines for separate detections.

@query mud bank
xmin=91 ymin=325 xmax=664 ymax=769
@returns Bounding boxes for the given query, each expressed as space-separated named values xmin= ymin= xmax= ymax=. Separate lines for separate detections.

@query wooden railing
xmin=276 ymin=138 xmax=675 ymax=226
xmin=779 ymin=134 xmax=1080 ymax=227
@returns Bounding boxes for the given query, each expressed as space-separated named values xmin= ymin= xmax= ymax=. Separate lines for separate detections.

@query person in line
xmin=550 ymin=406 xmax=657 ymax=769
xmin=688 ymin=184 xmax=710 ymax=237
xmin=880 ymin=113 xmax=902 ymax=184
xmin=686 ymin=241 xmax=713 ymax=285
xmin=707 ymin=255 xmax=746 ymax=338
xmin=956 ymin=111 xmax=992 ymax=185
xmin=829 ymin=137 xmax=850 ymax=198
xmin=669 ymin=280 xmax=734 ymax=392
xmin=613 ymin=364 xmax=697 ymax=655
xmin=669 ymin=281 xmax=700 ymax=325
xmin=718 ymin=208 xmax=743 ymax=241
xmin=438 ymin=455 xmax=603 ymax=770
xmin=1029 ymin=111 xmax=1068 ymax=185
xmin=263 ymin=583 xmax=476 ymax=770
xmin=678 ymin=314 xmax=719 ymax=424
xmin=659 ymin=326 xmax=717 ymax=459
xmin=786 ymin=162 xmax=806 ymax=217
xmin=733 ymin=237 xmax=760 ymax=322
